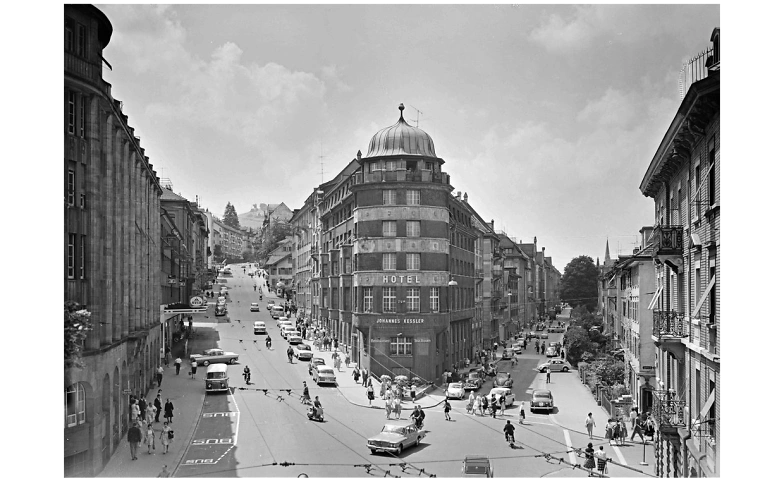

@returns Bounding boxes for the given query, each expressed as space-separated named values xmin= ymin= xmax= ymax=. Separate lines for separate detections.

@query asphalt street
xmin=166 ymin=266 xmax=654 ymax=478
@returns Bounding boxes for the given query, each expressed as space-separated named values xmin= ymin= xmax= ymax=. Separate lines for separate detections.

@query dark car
xmin=308 ymin=357 xmax=326 ymax=376
xmin=493 ymin=371 xmax=513 ymax=388
xmin=464 ymin=372 xmax=484 ymax=391
xmin=530 ymin=389 xmax=554 ymax=413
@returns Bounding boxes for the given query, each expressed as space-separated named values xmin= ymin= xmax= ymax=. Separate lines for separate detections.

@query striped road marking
xmin=563 ymin=429 xmax=577 ymax=465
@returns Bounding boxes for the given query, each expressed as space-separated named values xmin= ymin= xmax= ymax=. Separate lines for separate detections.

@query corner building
xmin=349 ymin=105 xmax=475 ymax=383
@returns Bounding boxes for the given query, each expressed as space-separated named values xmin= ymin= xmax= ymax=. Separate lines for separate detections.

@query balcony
xmin=360 ymin=170 xmax=450 ymax=186
xmin=652 ymin=389 xmax=686 ymax=434
xmin=652 ymin=225 xmax=684 ymax=257
xmin=653 ymin=310 xmax=687 ymax=360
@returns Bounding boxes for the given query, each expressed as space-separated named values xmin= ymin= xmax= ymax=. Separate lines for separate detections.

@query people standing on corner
xmin=190 ymin=358 xmax=198 ymax=379
xmin=127 ymin=421 xmax=142 ymax=460
xmin=585 ymin=412 xmax=596 ymax=439
xmin=164 ymin=399 xmax=174 ymax=424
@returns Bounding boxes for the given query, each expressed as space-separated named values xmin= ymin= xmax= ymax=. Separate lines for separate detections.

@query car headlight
xmin=207 ymin=384 xmax=212 ymax=388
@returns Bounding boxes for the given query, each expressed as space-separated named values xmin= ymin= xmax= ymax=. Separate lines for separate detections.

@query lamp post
xmin=447 ymin=278 xmax=458 ymax=370
xmin=507 ymin=292 xmax=513 ymax=341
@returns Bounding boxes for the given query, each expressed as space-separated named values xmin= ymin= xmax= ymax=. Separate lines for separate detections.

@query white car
xmin=313 ymin=365 xmax=337 ymax=385
xmin=446 ymin=382 xmax=466 ymax=399
xmin=250 ymin=302 xmax=260 ymax=312
xmin=488 ymin=387 xmax=515 ymax=406
xmin=270 ymin=305 xmax=284 ymax=318
xmin=277 ymin=319 xmax=293 ymax=329
xmin=287 ymin=334 xmax=303 ymax=345
xmin=293 ymin=343 xmax=312 ymax=359
xmin=537 ymin=359 xmax=572 ymax=373
xmin=281 ymin=325 xmax=296 ymax=338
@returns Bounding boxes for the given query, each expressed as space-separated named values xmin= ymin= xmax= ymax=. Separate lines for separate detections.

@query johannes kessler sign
xmin=376 ymin=318 xmax=425 ymax=324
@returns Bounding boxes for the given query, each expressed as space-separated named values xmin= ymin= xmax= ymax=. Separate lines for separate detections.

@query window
xmin=77 ymin=23 xmax=87 ymax=57
xmin=383 ymin=253 xmax=396 ymax=271
xmin=695 ymin=164 xmax=701 ymax=217
xmin=382 ymin=189 xmax=396 ymax=205
xmin=406 ymin=287 xmax=420 ymax=312
xmin=389 ymin=336 xmax=413 ymax=356
xmin=406 ymin=190 xmax=420 ymax=205
xmin=708 ymin=135 xmax=716 ymax=206
xmin=67 ymin=234 xmax=76 ymax=279
xmin=383 ymin=287 xmax=396 ymax=313
xmin=332 ymin=288 xmax=339 ymax=309
xmin=80 ymin=96 xmax=86 ymax=137
xmin=65 ymin=383 xmax=86 ymax=427
xmin=67 ymin=169 xmax=75 ymax=206
xmin=363 ymin=287 xmax=373 ymax=312
xmin=68 ymin=92 xmax=76 ymax=134
xmin=65 ymin=18 xmax=74 ymax=52
xmin=79 ymin=235 xmax=86 ymax=279
xmin=430 ymin=287 xmax=439 ymax=311
xmin=382 ymin=221 xmax=396 ymax=237
xmin=424 ymin=162 xmax=433 ymax=170
xmin=406 ymin=221 xmax=420 ymax=237
xmin=406 ymin=253 xmax=420 ymax=271
xmin=79 ymin=194 xmax=86 ymax=209
xmin=371 ymin=162 xmax=381 ymax=171
xmin=386 ymin=160 xmax=396 ymax=171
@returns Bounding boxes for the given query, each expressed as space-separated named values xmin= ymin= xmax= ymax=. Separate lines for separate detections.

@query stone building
xmin=639 ymin=28 xmax=720 ymax=478
xmin=64 ymin=4 xmax=162 ymax=475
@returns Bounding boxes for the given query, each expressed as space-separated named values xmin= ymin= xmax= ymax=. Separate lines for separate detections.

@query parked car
xmin=270 ymin=305 xmax=284 ymax=318
xmin=250 ymin=302 xmax=260 ymax=312
xmin=538 ymin=332 xmax=549 ymax=339
xmin=215 ymin=305 xmax=227 ymax=317
xmin=313 ymin=365 xmax=337 ymax=385
xmin=217 ymin=296 xmax=227 ymax=306
xmin=294 ymin=343 xmax=312 ymax=359
xmin=493 ymin=371 xmax=513 ymax=388
xmin=266 ymin=300 xmax=275 ymax=310
xmin=464 ymin=372 xmax=484 ymax=391
xmin=281 ymin=325 xmax=297 ymax=338
xmin=287 ymin=334 xmax=303 ymax=345
xmin=537 ymin=359 xmax=572 ymax=373
xmin=545 ymin=347 xmax=557 ymax=357
xmin=530 ymin=389 xmax=554 ymax=413
xmin=189 ymin=348 xmax=239 ymax=367
xmin=446 ymin=382 xmax=466 ymax=399
xmin=501 ymin=348 xmax=515 ymax=360
xmin=511 ymin=343 xmax=523 ymax=354
xmin=488 ymin=387 xmax=515 ymax=406
xmin=462 ymin=455 xmax=493 ymax=478
xmin=367 ymin=422 xmax=424 ymax=455
xmin=309 ymin=357 xmax=326 ymax=376
xmin=547 ymin=326 xmax=565 ymax=333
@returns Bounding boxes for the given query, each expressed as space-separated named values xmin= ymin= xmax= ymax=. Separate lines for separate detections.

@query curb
xmin=334 ymin=385 xmax=447 ymax=410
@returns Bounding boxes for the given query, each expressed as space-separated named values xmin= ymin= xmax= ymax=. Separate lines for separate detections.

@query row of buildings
xmin=63 ymin=5 xmax=252 ymax=475
xmin=270 ymin=103 xmax=562 ymax=385
xmin=597 ymin=29 xmax=720 ymax=477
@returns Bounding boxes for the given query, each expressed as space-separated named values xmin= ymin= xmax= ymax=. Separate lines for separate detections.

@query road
xmin=173 ymin=266 xmax=614 ymax=477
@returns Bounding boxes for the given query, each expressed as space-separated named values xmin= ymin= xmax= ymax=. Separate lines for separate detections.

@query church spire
xmin=604 ymin=238 xmax=611 ymax=264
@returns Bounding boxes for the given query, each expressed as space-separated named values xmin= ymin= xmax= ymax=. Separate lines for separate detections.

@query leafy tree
xmin=241 ymin=249 xmax=254 ymax=262
xmin=65 ymin=301 xmax=92 ymax=369
xmin=256 ymin=218 xmax=293 ymax=260
xmin=223 ymin=202 xmax=241 ymax=229
xmin=594 ymin=357 xmax=626 ymax=385
xmin=564 ymin=327 xmax=598 ymax=366
xmin=560 ymin=255 xmax=600 ymax=312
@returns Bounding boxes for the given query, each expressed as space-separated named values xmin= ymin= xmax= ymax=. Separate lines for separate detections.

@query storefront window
xmin=390 ymin=336 xmax=413 ymax=356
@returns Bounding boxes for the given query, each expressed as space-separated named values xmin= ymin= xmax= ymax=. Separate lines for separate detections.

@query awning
xmin=699 ymin=389 xmax=715 ymax=419
xmin=690 ymin=232 xmax=702 ymax=248
xmin=693 ymin=276 xmax=716 ymax=314
xmin=647 ymin=286 xmax=663 ymax=310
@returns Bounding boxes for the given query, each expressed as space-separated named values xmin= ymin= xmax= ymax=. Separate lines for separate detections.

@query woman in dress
xmin=159 ymin=422 xmax=172 ymax=454
xmin=605 ymin=420 xmax=615 ymax=445
xmin=473 ymin=394 xmax=482 ymax=416
xmin=145 ymin=423 xmax=156 ymax=454
xmin=164 ymin=399 xmax=174 ymax=424
xmin=146 ymin=402 xmax=156 ymax=427
xmin=366 ymin=383 xmax=375 ymax=405
xmin=583 ymin=442 xmax=595 ymax=474
xmin=393 ymin=395 xmax=402 ymax=419
xmin=619 ymin=418 xmax=628 ymax=445
xmin=385 ymin=395 xmax=393 ymax=419
xmin=467 ymin=391 xmax=476 ymax=414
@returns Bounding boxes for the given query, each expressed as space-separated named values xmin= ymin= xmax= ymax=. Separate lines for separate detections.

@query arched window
xmin=65 ymin=383 xmax=86 ymax=427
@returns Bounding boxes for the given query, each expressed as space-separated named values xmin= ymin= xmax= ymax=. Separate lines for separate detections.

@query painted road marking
xmin=611 ymin=444 xmax=627 ymax=465
xmin=202 ymin=411 xmax=238 ymax=418
xmin=191 ymin=438 xmax=234 ymax=445
xmin=183 ymin=459 xmax=218 ymax=465
xmin=563 ymin=429 xmax=577 ymax=465
xmin=230 ymin=389 xmax=240 ymax=446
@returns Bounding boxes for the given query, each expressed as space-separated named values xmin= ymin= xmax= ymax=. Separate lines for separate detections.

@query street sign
xmin=122 ymin=389 xmax=131 ymax=394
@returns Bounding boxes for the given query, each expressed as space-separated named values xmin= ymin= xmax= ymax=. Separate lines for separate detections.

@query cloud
xmin=576 ymin=88 xmax=638 ymax=128
xmin=321 ymin=65 xmax=353 ymax=93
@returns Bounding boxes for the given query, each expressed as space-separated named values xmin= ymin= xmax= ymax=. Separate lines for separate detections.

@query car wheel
xmin=396 ymin=444 xmax=403 ymax=455
xmin=562 ymin=367 xmax=568 ymax=372
xmin=203 ymin=360 xmax=210 ymax=366
xmin=370 ymin=449 xmax=376 ymax=455
xmin=416 ymin=436 xmax=421 ymax=446
xmin=230 ymin=358 xmax=237 ymax=365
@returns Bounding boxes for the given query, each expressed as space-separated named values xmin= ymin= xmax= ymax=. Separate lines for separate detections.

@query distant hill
xmin=238 ymin=203 xmax=292 ymax=230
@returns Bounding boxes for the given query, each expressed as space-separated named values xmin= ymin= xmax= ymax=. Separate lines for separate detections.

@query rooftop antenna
xmin=319 ymin=142 xmax=325 ymax=184
xmin=410 ymin=105 xmax=424 ymax=128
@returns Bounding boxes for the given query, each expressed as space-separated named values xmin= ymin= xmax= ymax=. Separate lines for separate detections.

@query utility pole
xmin=410 ymin=105 xmax=424 ymax=127
xmin=319 ymin=143 xmax=326 ymax=184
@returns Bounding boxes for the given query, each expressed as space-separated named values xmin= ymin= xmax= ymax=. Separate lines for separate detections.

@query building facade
xmin=639 ymin=28 xmax=720 ymax=478
xmin=65 ymin=5 xmax=163 ymax=475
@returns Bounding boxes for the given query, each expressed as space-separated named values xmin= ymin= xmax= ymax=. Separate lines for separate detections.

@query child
xmin=444 ymin=399 xmax=452 ymax=421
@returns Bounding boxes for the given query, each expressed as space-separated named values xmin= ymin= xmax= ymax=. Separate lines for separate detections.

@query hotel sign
xmin=356 ymin=272 xmax=450 ymax=287
xmin=383 ymin=275 xmax=420 ymax=284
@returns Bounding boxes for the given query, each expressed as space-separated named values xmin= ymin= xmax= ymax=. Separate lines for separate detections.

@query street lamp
xmin=507 ymin=292 xmax=513 ymax=341
xmin=447 ymin=278 xmax=458 ymax=370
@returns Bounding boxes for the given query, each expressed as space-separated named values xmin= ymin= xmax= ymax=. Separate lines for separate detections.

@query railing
xmin=652 ymin=389 xmax=686 ymax=428
xmin=653 ymin=310 xmax=688 ymax=338
xmin=361 ymin=170 xmax=450 ymax=185
xmin=652 ymin=225 xmax=684 ymax=257
xmin=679 ymin=46 xmax=715 ymax=100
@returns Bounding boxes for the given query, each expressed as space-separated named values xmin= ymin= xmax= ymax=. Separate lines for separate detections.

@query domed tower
xmin=350 ymin=104 xmax=462 ymax=384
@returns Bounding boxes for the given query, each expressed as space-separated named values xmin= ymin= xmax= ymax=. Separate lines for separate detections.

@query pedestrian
xmin=585 ymin=412 xmax=596 ymax=439
xmin=444 ymin=399 xmax=452 ymax=421
xmin=154 ymin=394 xmax=163 ymax=422
xmin=467 ymin=391 xmax=476 ymax=410
xmin=146 ymin=401 xmax=156 ymax=425
xmin=164 ymin=399 xmax=174 ymax=424
xmin=190 ymin=358 xmax=198 ymax=379
xmin=174 ymin=356 xmax=182 ymax=374
xmin=127 ymin=421 xmax=142 ymax=460
xmin=630 ymin=407 xmax=643 ymax=442
xmin=605 ymin=420 xmax=615 ymax=445
xmin=442 ymin=370 xmax=450 ymax=388
xmin=394 ymin=395 xmax=402 ymax=419
xmin=595 ymin=445 xmax=608 ymax=475
xmin=618 ymin=419 xmax=627 ymax=445
xmin=519 ymin=401 xmax=526 ymax=424
xmin=560 ymin=350 xmax=565 ymax=359
xmin=145 ymin=423 xmax=156 ymax=454
xmin=361 ymin=367 xmax=369 ymax=387
xmin=644 ymin=415 xmax=655 ymax=439
xmin=157 ymin=464 xmax=171 ymax=478
xmin=130 ymin=400 xmax=140 ymax=424
xmin=160 ymin=422 xmax=173 ymax=454
xmin=385 ymin=395 xmax=393 ymax=419
xmin=138 ymin=397 xmax=147 ymax=422
xmin=583 ymin=442 xmax=596 ymax=475
xmin=546 ymin=367 xmax=551 ymax=384
xmin=367 ymin=383 xmax=375 ymax=405
xmin=410 ymin=386 xmax=417 ymax=402
xmin=473 ymin=394 xmax=482 ymax=416
xmin=500 ymin=394 xmax=506 ymax=416
xmin=164 ymin=349 xmax=171 ymax=367
xmin=353 ymin=366 xmax=360 ymax=383
xmin=160 ymin=347 xmax=165 ymax=369
xmin=334 ymin=337 xmax=338 ymax=351
xmin=490 ymin=394 xmax=498 ymax=418
xmin=301 ymin=381 xmax=311 ymax=404
xmin=481 ymin=395 xmax=489 ymax=416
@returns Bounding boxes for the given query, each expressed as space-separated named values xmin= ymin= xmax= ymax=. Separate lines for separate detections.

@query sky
xmin=96 ymin=3 xmax=720 ymax=272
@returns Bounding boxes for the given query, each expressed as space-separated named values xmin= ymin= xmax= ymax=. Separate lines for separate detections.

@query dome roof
xmin=365 ymin=104 xmax=437 ymax=159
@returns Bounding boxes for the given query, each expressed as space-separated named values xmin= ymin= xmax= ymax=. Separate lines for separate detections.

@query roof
xmin=365 ymin=104 xmax=438 ymax=159
xmin=160 ymin=188 xmax=189 ymax=202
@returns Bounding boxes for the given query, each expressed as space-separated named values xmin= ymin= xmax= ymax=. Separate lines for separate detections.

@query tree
xmin=256 ymin=219 xmax=293 ymax=260
xmin=560 ymin=255 xmax=600 ymax=312
xmin=594 ymin=357 xmax=625 ymax=385
xmin=564 ymin=327 xmax=598 ymax=366
xmin=223 ymin=202 xmax=241 ymax=229
xmin=65 ymin=301 xmax=93 ymax=369
xmin=241 ymin=249 xmax=254 ymax=262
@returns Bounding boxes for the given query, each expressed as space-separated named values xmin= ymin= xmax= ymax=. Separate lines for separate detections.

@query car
xmin=489 ymin=387 xmax=515 ymax=406
xmin=189 ymin=348 xmax=239 ymax=367
xmin=217 ymin=296 xmax=227 ymax=306
xmin=266 ymin=300 xmax=275 ymax=310
xmin=253 ymin=321 xmax=267 ymax=335
xmin=294 ymin=343 xmax=312 ymax=360
xmin=547 ymin=326 xmax=565 ymax=333
xmin=270 ymin=305 xmax=284 ymax=318
xmin=538 ymin=332 xmax=549 ymax=339
xmin=446 ymin=382 xmax=466 ymax=399
xmin=525 ymin=332 xmax=538 ymax=340
xmin=464 ymin=372 xmax=484 ymax=391
xmin=537 ymin=359 xmax=572 ymax=373
xmin=530 ymin=389 xmax=554 ymax=413
xmin=309 ymin=357 xmax=326 ymax=376
xmin=461 ymin=455 xmax=493 ymax=478
xmin=511 ymin=343 xmax=523 ymax=354
xmin=545 ymin=347 xmax=557 ymax=357
xmin=250 ymin=302 xmax=260 ymax=312
xmin=277 ymin=319 xmax=293 ymax=329
xmin=313 ymin=365 xmax=337 ymax=385
xmin=281 ymin=325 xmax=297 ymax=338
xmin=493 ymin=371 xmax=513 ymax=388
xmin=501 ymin=348 xmax=515 ymax=360
xmin=367 ymin=422 xmax=424 ymax=455
xmin=287 ymin=334 xmax=303 ymax=345
xmin=215 ymin=305 xmax=227 ymax=317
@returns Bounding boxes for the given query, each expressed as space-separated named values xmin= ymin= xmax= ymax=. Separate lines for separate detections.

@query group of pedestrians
xmin=462 ymin=391 xmax=516 ymax=419
xmin=584 ymin=407 xmax=655 ymax=444
xmin=127 ymin=390 xmax=176 ymax=461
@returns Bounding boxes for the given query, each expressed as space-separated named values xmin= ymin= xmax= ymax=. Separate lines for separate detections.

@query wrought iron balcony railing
xmin=652 ymin=389 xmax=687 ymax=429
xmin=652 ymin=225 xmax=684 ymax=257
xmin=653 ymin=310 xmax=688 ymax=338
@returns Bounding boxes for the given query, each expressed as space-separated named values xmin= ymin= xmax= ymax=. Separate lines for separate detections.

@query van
xmin=281 ymin=325 xmax=296 ymax=338
xmin=270 ymin=305 xmax=284 ymax=318
xmin=253 ymin=321 xmax=266 ymax=335
xmin=205 ymin=364 xmax=229 ymax=393
xmin=314 ymin=365 xmax=337 ymax=385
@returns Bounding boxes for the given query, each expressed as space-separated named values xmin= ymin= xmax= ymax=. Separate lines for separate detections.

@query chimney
xmin=463 ymin=192 xmax=468 ymax=202
xmin=490 ymin=220 xmax=495 ymax=231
